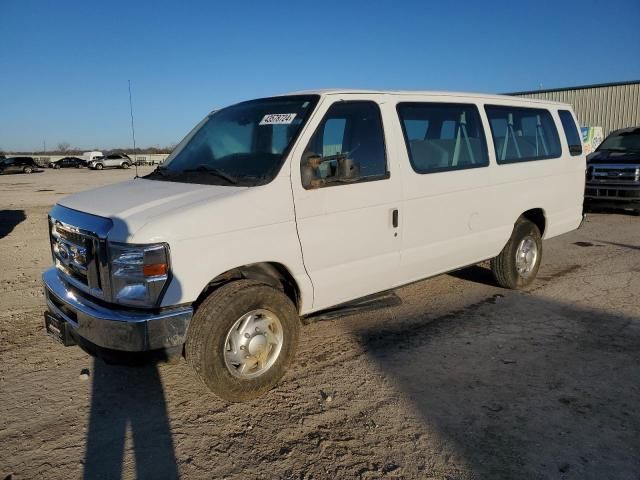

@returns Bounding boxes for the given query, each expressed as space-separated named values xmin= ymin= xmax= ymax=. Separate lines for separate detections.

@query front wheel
xmin=490 ymin=217 xmax=542 ymax=289
xmin=94 ymin=163 xmax=103 ymax=170
xmin=121 ymin=162 xmax=130 ymax=169
xmin=23 ymin=166 xmax=33 ymax=174
xmin=186 ymin=280 xmax=300 ymax=402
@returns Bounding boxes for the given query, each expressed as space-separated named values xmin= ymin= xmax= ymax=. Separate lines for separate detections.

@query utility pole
xmin=128 ymin=80 xmax=139 ymax=178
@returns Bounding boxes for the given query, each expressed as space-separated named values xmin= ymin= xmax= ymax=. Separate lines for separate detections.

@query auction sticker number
xmin=259 ymin=113 xmax=297 ymax=125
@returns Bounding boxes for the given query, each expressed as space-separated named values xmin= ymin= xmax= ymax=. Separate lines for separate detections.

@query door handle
xmin=392 ymin=209 xmax=399 ymax=228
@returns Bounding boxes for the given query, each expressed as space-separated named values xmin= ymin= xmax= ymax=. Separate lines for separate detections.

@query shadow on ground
xmin=356 ymin=293 xmax=640 ymax=479
xmin=83 ymin=359 xmax=178 ymax=479
xmin=448 ymin=264 xmax=497 ymax=287
xmin=0 ymin=210 xmax=26 ymax=239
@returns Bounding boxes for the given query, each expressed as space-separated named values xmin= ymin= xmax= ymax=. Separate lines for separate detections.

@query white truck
xmin=82 ymin=151 xmax=103 ymax=162
xmin=42 ymin=90 xmax=585 ymax=401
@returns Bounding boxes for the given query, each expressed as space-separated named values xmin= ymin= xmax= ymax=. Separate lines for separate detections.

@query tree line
xmin=2 ymin=142 xmax=176 ymax=156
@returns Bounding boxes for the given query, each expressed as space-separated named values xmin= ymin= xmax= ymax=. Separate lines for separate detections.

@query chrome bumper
xmin=42 ymin=268 xmax=192 ymax=352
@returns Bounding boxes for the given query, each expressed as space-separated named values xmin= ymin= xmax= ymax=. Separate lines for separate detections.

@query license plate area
xmin=44 ymin=311 xmax=76 ymax=346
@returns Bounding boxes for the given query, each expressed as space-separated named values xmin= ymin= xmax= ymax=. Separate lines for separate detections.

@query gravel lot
xmin=1 ymin=168 xmax=639 ymax=480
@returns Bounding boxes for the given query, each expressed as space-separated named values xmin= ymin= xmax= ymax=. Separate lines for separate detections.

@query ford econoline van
xmin=43 ymin=90 xmax=585 ymax=401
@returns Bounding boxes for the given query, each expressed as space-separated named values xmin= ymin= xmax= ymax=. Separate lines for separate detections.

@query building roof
xmin=508 ymin=79 xmax=640 ymax=96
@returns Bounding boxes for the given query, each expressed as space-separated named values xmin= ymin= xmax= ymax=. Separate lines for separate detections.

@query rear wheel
xmin=23 ymin=166 xmax=33 ymax=174
xmin=490 ymin=217 xmax=542 ymax=289
xmin=186 ymin=280 xmax=300 ymax=402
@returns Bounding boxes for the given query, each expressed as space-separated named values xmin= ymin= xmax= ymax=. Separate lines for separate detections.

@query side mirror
xmin=335 ymin=155 xmax=360 ymax=181
xmin=301 ymin=152 xmax=360 ymax=189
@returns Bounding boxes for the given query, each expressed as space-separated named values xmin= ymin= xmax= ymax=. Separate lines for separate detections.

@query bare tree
xmin=57 ymin=142 xmax=71 ymax=152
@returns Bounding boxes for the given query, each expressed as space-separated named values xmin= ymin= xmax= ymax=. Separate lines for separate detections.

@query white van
xmin=82 ymin=151 xmax=103 ymax=162
xmin=43 ymin=90 xmax=585 ymax=401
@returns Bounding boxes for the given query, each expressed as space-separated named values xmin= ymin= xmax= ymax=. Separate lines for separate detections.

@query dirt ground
xmin=0 ymin=168 xmax=639 ymax=480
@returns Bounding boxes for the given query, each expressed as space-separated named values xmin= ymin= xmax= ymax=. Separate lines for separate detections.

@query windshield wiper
xmin=182 ymin=165 xmax=238 ymax=184
xmin=143 ymin=165 xmax=169 ymax=178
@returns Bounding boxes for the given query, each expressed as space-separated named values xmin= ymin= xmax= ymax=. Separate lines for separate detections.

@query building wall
xmin=511 ymin=81 xmax=640 ymax=137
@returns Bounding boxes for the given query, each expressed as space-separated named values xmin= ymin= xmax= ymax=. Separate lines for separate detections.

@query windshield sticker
xmin=259 ymin=113 xmax=297 ymax=125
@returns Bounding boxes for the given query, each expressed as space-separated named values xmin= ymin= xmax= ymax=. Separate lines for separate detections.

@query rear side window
xmin=397 ymin=102 xmax=489 ymax=174
xmin=485 ymin=105 xmax=561 ymax=164
xmin=558 ymin=110 xmax=582 ymax=156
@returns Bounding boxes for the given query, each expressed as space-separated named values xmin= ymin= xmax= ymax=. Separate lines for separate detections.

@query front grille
xmin=590 ymin=164 xmax=640 ymax=184
xmin=49 ymin=218 xmax=104 ymax=298
xmin=586 ymin=163 xmax=640 ymax=202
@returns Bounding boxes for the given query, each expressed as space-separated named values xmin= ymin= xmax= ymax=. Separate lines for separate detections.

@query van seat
xmin=409 ymin=140 xmax=448 ymax=169
xmin=409 ymin=138 xmax=483 ymax=170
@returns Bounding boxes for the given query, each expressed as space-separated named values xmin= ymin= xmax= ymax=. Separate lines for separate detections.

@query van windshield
xmin=146 ymin=95 xmax=319 ymax=186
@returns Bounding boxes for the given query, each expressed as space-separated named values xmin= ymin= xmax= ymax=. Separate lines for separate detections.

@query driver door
xmin=291 ymin=97 xmax=402 ymax=312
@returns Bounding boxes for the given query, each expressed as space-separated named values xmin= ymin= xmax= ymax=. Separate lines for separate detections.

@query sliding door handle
xmin=392 ymin=209 xmax=399 ymax=228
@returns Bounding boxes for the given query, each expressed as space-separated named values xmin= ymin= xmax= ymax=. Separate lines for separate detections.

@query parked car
xmin=42 ymin=90 xmax=585 ymax=402
xmin=585 ymin=127 xmax=640 ymax=214
xmin=0 ymin=156 xmax=42 ymax=174
xmin=49 ymin=157 xmax=88 ymax=169
xmin=88 ymin=153 xmax=132 ymax=170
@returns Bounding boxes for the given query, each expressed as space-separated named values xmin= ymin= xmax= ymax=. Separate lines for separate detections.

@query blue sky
xmin=1 ymin=0 xmax=639 ymax=152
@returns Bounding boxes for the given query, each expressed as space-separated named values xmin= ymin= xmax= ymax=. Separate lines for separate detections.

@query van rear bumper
xmin=42 ymin=268 xmax=192 ymax=352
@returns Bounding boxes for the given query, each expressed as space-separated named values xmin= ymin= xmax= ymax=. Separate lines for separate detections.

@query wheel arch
xmin=520 ymin=208 xmax=547 ymax=237
xmin=194 ymin=262 xmax=301 ymax=313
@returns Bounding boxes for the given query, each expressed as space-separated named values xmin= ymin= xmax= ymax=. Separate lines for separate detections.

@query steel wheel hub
xmin=515 ymin=236 xmax=538 ymax=278
xmin=223 ymin=309 xmax=283 ymax=379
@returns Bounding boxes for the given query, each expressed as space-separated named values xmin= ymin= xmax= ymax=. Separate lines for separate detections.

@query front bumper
xmin=42 ymin=268 xmax=192 ymax=352
xmin=585 ymin=183 xmax=640 ymax=205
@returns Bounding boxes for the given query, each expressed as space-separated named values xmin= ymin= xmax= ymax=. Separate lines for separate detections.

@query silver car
xmin=88 ymin=153 xmax=132 ymax=170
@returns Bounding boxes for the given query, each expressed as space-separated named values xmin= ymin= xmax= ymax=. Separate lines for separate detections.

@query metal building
xmin=509 ymin=80 xmax=640 ymax=136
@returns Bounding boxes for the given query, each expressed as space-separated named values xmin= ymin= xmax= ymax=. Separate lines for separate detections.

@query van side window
xmin=558 ymin=110 xmax=583 ymax=156
xmin=397 ymin=102 xmax=489 ymax=174
xmin=485 ymin=105 xmax=561 ymax=163
xmin=301 ymin=101 xmax=387 ymax=188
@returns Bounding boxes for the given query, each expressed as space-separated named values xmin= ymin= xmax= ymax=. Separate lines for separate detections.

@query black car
xmin=0 ymin=157 xmax=42 ymax=175
xmin=585 ymin=127 xmax=640 ymax=214
xmin=49 ymin=156 xmax=87 ymax=169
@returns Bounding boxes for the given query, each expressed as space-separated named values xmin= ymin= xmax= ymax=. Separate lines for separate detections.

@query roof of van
xmin=280 ymin=89 xmax=567 ymax=106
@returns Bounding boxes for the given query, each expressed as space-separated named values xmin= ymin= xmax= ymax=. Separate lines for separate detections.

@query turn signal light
xmin=143 ymin=263 xmax=168 ymax=277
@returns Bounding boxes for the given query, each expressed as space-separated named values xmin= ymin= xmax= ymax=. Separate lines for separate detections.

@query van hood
xmin=58 ymin=178 xmax=247 ymax=240
xmin=587 ymin=149 xmax=640 ymax=164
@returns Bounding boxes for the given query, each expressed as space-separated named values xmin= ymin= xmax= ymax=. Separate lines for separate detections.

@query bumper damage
xmin=42 ymin=268 xmax=192 ymax=352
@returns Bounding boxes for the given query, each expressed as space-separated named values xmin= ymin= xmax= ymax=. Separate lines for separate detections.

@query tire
xmin=186 ymin=280 xmax=300 ymax=402
xmin=23 ymin=166 xmax=33 ymax=174
xmin=122 ymin=162 xmax=130 ymax=169
xmin=490 ymin=217 xmax=542 ymax=289
xmin=95 ymin=163 xmax=103 ymax=170
xmin=55 ymin=164 xmax=61 ymax=169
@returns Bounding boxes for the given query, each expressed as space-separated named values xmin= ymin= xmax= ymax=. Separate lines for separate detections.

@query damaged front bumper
xmin=42 ymin=268 xmax=192 ymax=352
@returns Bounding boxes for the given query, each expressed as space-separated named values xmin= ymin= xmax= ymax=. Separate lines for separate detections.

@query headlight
xmin=108 ymin=242 xmax=170 ymax=307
